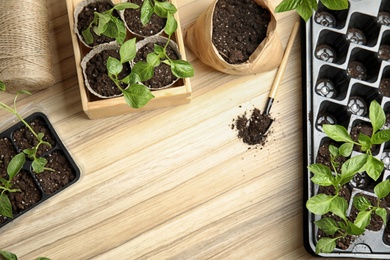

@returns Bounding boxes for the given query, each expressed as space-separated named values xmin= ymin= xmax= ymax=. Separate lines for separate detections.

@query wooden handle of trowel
xmin=268 ymin=21 xmax=300 ymax=99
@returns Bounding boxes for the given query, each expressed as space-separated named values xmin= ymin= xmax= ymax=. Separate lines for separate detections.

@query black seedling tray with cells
xmin=0 ymin=112 xmax=80 ymax=228
xmin=302 ymin=0 xmax=390 ymax=258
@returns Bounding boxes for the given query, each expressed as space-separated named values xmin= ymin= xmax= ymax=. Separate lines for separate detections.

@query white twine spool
xmin=0 ymin=0 xmax=55 ymax=93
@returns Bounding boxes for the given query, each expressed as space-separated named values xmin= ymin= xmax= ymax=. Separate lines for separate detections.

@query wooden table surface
xmin=0 ymin=0 xmax=340 ymax=259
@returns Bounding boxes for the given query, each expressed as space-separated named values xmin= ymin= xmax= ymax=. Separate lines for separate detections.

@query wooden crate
xmin=66 ymin=0 xmax=192 ymax=119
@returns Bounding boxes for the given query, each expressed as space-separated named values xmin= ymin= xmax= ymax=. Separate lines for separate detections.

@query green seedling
xmin=306 ymin=100 xmax=390 ymax=254
xmin=0 ymin=82 xmax=53 ymax=174
xmin=139 ymin=0 xmax=178 ymax=35
xmin=0 ymin=250 xmax=50 ymax=260
xmin=353 ymin=180 xmax=390 ymax=230
xmin=0 ymin=153 xmax=25 ymax=218
xmin=82 ymin=2 xmax=139 ymax=45
xmin=275 ymin=0 xmax=349 ymax=22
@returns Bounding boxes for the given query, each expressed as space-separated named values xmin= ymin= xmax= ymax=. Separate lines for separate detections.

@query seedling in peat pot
xmin=81 ymin=2 xmax=139 ymax=45
xmin=306 ymin=100 xmax=390 ymax=254
xmin=275 ymin=0 xmax=349 ymax=21
xmin=0 ymin=82 xmax=54 ymax=173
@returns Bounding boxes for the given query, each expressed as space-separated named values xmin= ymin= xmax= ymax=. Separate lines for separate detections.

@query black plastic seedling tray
xmin=0 ymin=112 xmax=80 ymax=228
xmin=303 ymin=0 xmax=390 ymax=258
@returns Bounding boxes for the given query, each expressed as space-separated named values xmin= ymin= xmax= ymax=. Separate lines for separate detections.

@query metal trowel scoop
xmin=261 ymin=21 xmax=300 ymax=136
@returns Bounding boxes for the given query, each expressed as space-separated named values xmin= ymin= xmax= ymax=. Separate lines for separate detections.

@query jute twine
xmin=0 ymin=0 xmax=55 ymax=93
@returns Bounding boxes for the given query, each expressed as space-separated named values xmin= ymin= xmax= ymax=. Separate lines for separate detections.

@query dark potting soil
xmin=134 ymin=41 xmax=179 ymax=89
xmin=85 ymin=49 xmax=131 ymax=97
xmin=36 ymin=151 xmax=77 ymax=194
xmin=0 ymin=137 xmax=16 ymax=177
xmin=77 ymin=2 xmax=119 ymax=47
xmin=232 ymin=108 xmax=272 ymax=146
xmin=123 ymin=0 xmax=167 ymax=37
xmin=212 ymin=0 xmax=270 ymax=64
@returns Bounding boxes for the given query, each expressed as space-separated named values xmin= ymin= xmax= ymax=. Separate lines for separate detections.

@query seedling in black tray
xmin=307 ymin=101 xmax=390 ymax=254
xmin=0 ymin=82 xmax=53 ymax=174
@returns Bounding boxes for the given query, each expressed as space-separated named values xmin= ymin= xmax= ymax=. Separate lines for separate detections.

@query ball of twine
xmin=0 ymin=0 xmax=55 ymax=93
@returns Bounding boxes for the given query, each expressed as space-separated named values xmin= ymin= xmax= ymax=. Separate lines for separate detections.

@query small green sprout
xmin=0 ymin=250 xmax=51 ymax=260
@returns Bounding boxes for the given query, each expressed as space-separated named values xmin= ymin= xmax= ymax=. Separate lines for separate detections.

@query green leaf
xmin=36 ymin=258 xmax=51 ymax=260
xmin=154 ymin=0 xmax=177 ymax=18
xmin=365 ymin=155 xmax=384 ymax=181
xmin=308 ymin=164 xmax=334 ymax=187
xmin=354 ymin=210 xmax=372 ymax=229
xmin=353 ymin=195 xmax=372 ymax=211
xmin=123 ymin=84 xmax=155 ymax=108
xmin=306 ymin=194 xmax=334 ymax=215
xmin=170 ymin=60 xmax=194 ymax=78
xmin=107 ymin=57 xmax=122 ymax=77
xmin=338 ymin=143 xmax=353 ymax=157
xmin=369 ymin=100 xmax=385 ymax=133
xmin=95 ymin=12 xmax=111 ymax=35
xmin=346 ymin=220 xmax=365 ymax=235
xmin=314 ymin=217 xmax=339 ymax=236
xmin=321 ymin=0 xmax=349 ymax=10
xmin=0 ymin=250 xmax=18 ymax=260
xmin=120 ymin=38 xmax=137 ymax=63
xmin=114 ymin=2 xmax=139 ymax=11
xmin=372 ymin=129 xmax=390 ymax=144
xmin=330 ymin=196 xmax=348 ymax=221
xmin=7 ymin=153 xmax=25 ymax=181
xmin=0 ymin=193 xmax=13 ymax=218
xmin=323 ymin=124 xmax=354 ymax=143
xmin=113 ymin=17 xmax=127 ymax=45
xmin=132 ymin=61 xmax=155 ymax=82
xmin=328 ymin=144 xmax=338 ymax=157
xmin=147 ymin=52 xmax=161 ymax=67
xmin=316 ymin=237 xmax=337 ymax=254
xmin=375 ymin=207 xmax=388 ymax=224
xmin=32 ymin=157 xmax=48 ymax=174
xmin=81 ymin=27 xmax=94 ymax=45
xmin=164 ymin=12 xmax=177 ymax=36
xmin=339 ymin=154 xmax=368 ymax=185
xmin=275 ymin=0 xmax=301 ymax=13
xmin=296 ymin=1 xmax=315 ymax=22
xmin=140 ymin=0 xmax=154 ymax=26
xmin=0 ymin=81 xmax=6 ymax=91
xmin=154 ymin=44 xmax=164 ymax=56
xmin=374 ymin=180 xmax=390 ymax=200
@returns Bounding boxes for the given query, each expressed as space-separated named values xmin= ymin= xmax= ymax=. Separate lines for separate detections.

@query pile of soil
xmin=123 ymin=0 xmax=167 ymax=37
xmin=231 ymin=108 xmax=272 ymax=146
xmin=212 ymin=0 xmax=270 ymax=64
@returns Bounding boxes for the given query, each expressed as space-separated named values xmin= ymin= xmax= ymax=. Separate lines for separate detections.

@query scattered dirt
xmin=212 ymin=0 xmax=270 ymax=64
xmin=123 ymin=0 xmax=167 ymax=37
xmin=231 ymin=108 xmax=273 ymax=146
xmin=85 ymin=49 xmax=131 ymax=97
xmin=77 ymin=2 xmax=119 ymax=47
xmin=134 ymin=41 xmax=179 ymax=89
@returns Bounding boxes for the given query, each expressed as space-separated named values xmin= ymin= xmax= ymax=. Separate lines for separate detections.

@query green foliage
xmin=306 ymin=100 xmax=390 ymax=254
xmin=0 ymin=250 xmax=51 ymax=260
xmin=275 ymin=0 xmax=348 ymax=22
xmin=82 ymin=2 xmax=139 ymax=45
